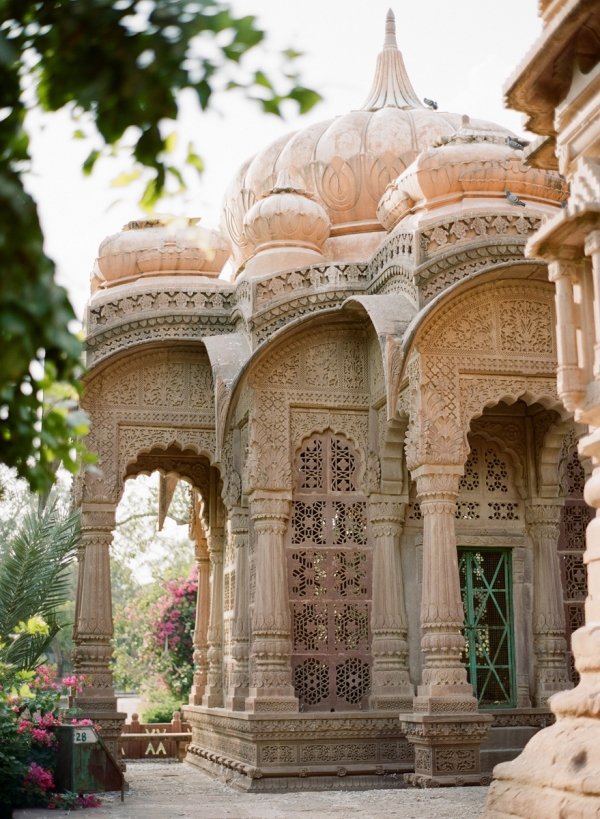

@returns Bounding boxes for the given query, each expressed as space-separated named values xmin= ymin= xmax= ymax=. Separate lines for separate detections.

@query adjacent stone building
xmin=73 ymin=11 xmax=590 ymax=790
xmin=485 ymin=0 xmax=600 ymax=814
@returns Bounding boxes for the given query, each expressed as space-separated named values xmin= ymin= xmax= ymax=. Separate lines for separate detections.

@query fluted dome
xmin=222 ymin=10 xmax=512 ymax=271
xmin=377 ymin=124 xmax=568 ymax=229
xmin=243 ymin=172 xmax=330 ymax=254
xmin=95 ymin=217 xmax=230 ymax=291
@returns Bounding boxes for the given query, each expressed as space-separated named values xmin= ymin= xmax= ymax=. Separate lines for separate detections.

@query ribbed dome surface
xmin=222 ymin=10 xmax=512 ymax=267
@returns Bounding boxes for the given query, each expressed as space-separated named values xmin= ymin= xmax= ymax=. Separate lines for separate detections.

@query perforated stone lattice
xmin=558 ymin=451 xmax=592 ymax=684
xmin=289 ymin=433 xmax=372 ymax=711
xmin=409 ymin=439 xmax=521 ymax=524
xmin=484 ymin=447 xmax=509 ymax=493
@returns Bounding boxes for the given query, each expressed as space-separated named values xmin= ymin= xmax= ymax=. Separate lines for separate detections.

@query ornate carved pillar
xmin=225 ymin=506 xmax=250 ymax=710
xmin=189 ymin=521 xmax=210 ymax=706
xmin=73 ymin=501 xmax=125 ymax=760
xmin=245 ymin=491 xmax=298 ymax=713
xmin=526 ymin=501 xmax=571 ymax=705
xmin=369 ymin=496 xmax=413 ymax=710
xmin=548 ymin=259 xmax=586 ymax=411
xmin=414 ymin=468 xmax=475 ymax=708
xmin=202 ymin=524 xmax=224 ymax=708
xmin=400 ymin=466 xmax=491 ymax=787
xmin=484 ymin=234 xmax=600 ymax=812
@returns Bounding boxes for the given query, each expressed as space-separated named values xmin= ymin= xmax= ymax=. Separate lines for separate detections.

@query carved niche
xmin=245 ymin=326 xmax=371 ymax=493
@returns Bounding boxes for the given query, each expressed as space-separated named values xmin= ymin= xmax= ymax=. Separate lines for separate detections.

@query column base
xmin=225 ymin=687 xmax=249 ymax=711
xmin=202 ymin=690 xmax=224 ymax=708
xmin=245 ymin=687 xmax=298 ymax=713
xmin=400 ymin=712 xmax=493 ymax=787
xmin=369 ymin=694 xmax=414 ymax=711
xmin=484 ymin=715 xmax=600 ymax=816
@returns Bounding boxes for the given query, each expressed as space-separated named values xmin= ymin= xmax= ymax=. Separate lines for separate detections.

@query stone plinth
xmin=183 ymin=706 xmax=413 ymax=791
xmin=401 ymin=712 xmax=493 ymax=787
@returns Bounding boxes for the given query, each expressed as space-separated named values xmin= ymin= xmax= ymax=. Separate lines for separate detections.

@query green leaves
xmin=0 ymin=0 xmax=322 ymax=492
xmin=0 ymin=503 xmax=79 ymax=676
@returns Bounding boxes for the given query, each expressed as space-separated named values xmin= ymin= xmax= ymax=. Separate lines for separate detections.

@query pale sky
xmin=24 ymin=1 xmax=542 ymax=320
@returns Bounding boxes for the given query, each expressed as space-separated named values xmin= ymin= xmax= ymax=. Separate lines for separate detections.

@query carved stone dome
xmin=243 ymin=172 xmax=331 ymax=254
xmin=95 ymin=217 xmax=230 ymax=291
xmin=377 ymin=124 xmax=568 ymax=230
xmin=222 ymin=10 xmax=512 ymax=271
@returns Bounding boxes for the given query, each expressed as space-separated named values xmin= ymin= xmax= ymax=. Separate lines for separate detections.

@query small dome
xmin=243 ymin=172 xmax=330 ymax=255
xmin=377 ymin=124 xmax=568 ymax=229
xmin=95 ymin=217 xmax=230 ymax=290
xmin=222 ymin=10 xmax=512 ymax=272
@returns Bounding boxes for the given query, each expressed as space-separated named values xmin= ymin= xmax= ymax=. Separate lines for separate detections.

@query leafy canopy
xmin=0 ymin=0 xmax=321 ymax=492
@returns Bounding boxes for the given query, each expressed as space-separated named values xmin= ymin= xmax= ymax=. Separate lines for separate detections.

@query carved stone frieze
xmin=86 ymin=313 xmax=233 ymax=367
xmin=419 ymin=213 xmax=541 ymax=260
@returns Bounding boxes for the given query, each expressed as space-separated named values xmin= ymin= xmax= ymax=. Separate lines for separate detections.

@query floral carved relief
xmin=81 ymin=347 xmax=216 ymax=500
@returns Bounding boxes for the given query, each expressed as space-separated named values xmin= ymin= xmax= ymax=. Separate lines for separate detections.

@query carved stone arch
xmin=536 ymin=419 xmax=580 ymax=498
xmin=460 ymin=381 xmax=567 ymax=444
xmin=466 ymin=428 xmax=527 ymax=500
xmin=122 ymin=443 xmax=213 ymax=497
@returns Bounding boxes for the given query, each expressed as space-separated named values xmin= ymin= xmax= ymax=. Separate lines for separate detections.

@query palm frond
xmin=0 ymin=501 xmax=79 ymax=672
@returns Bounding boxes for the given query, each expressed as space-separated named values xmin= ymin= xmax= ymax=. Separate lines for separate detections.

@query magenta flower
xmin=24 ymin=762 xmax=55 ymax=792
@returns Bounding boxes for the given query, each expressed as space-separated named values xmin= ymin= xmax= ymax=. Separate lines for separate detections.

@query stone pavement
xmin=15 ymin=760 xmax=488 ymax=818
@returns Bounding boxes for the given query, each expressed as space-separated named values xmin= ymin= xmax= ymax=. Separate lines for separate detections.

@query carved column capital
xmin=230 ymin=506 xmax=249 ymax=537
xmin=413 ymin=465 xmax=462 ymax=508
xmin=584 ymin=229 xmax=600 ymax=257
xmin=249 ymin=491 xmax=291 ymax=527
xmin=547 ymin=258 xmax=579 ymax=282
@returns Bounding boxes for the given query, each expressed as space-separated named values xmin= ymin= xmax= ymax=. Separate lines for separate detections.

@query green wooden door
xmin=459 ymin=548 xmax=516 ymax=709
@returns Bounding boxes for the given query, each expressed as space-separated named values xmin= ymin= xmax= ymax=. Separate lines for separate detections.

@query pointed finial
xmin=360 ymin=9 xmax=424 ymax=110
xmin=384 ymin=9 xmax=397 ymax=48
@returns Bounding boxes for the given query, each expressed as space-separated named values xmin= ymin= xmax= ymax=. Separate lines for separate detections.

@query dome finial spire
xmin=384 ymin=8 xmax=397 ymax=48
xmin=361 ymin=8 xmax=425 ymax=111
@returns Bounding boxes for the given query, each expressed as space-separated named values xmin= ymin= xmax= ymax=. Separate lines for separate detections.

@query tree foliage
xmin=0 ymin=0 xmax=321 ymax=492
xmin=0 ymin=502 xmax=79 ymax=681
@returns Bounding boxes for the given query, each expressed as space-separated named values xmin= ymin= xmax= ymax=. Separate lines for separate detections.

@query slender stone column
xmin=202 ymin=525 xmax=224 ymax=708
xmin=369 ymin=496 xmax=413 ymax=710
xmin=400 ymin=466 xmax=491 ymax=787
xmin=245 ymin=491 xmax=298 ymax=713
xmin=526 ymin=501 xmax=571 ymax=705
xmin=189 ymin=527 xmax=210 ymax=706
xmin=225 ymin=507 xmax=250 ymax=710
xmin=548 ymin=259 xmax=586 ymax=410
xmin=413 ymin=467 xmax=475 ymax=709
xmin=73 ymin=501 xmax=125 ymax=759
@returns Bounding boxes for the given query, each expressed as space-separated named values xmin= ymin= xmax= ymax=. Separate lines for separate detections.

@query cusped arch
xmin=466 ymin=428 xmax=527 ymax=500
xmin=121 ymin=441 xmax=215 ymax=498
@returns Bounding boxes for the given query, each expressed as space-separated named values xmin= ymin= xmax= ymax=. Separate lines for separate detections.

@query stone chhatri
xmin=73 ymin=8 xmax=589 ymax=792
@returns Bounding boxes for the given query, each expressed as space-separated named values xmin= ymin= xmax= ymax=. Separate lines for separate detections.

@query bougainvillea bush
xmin=0 ymin=666 xmax=101 ymax=813
xmin=149 ymin=571 xmax=198 ymax=698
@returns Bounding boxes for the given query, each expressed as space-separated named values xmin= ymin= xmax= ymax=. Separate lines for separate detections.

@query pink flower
xmin=31 ymin=727 xmax=56 ymax=746
xmin=24 ymin=762 xmax=55 ymax=792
